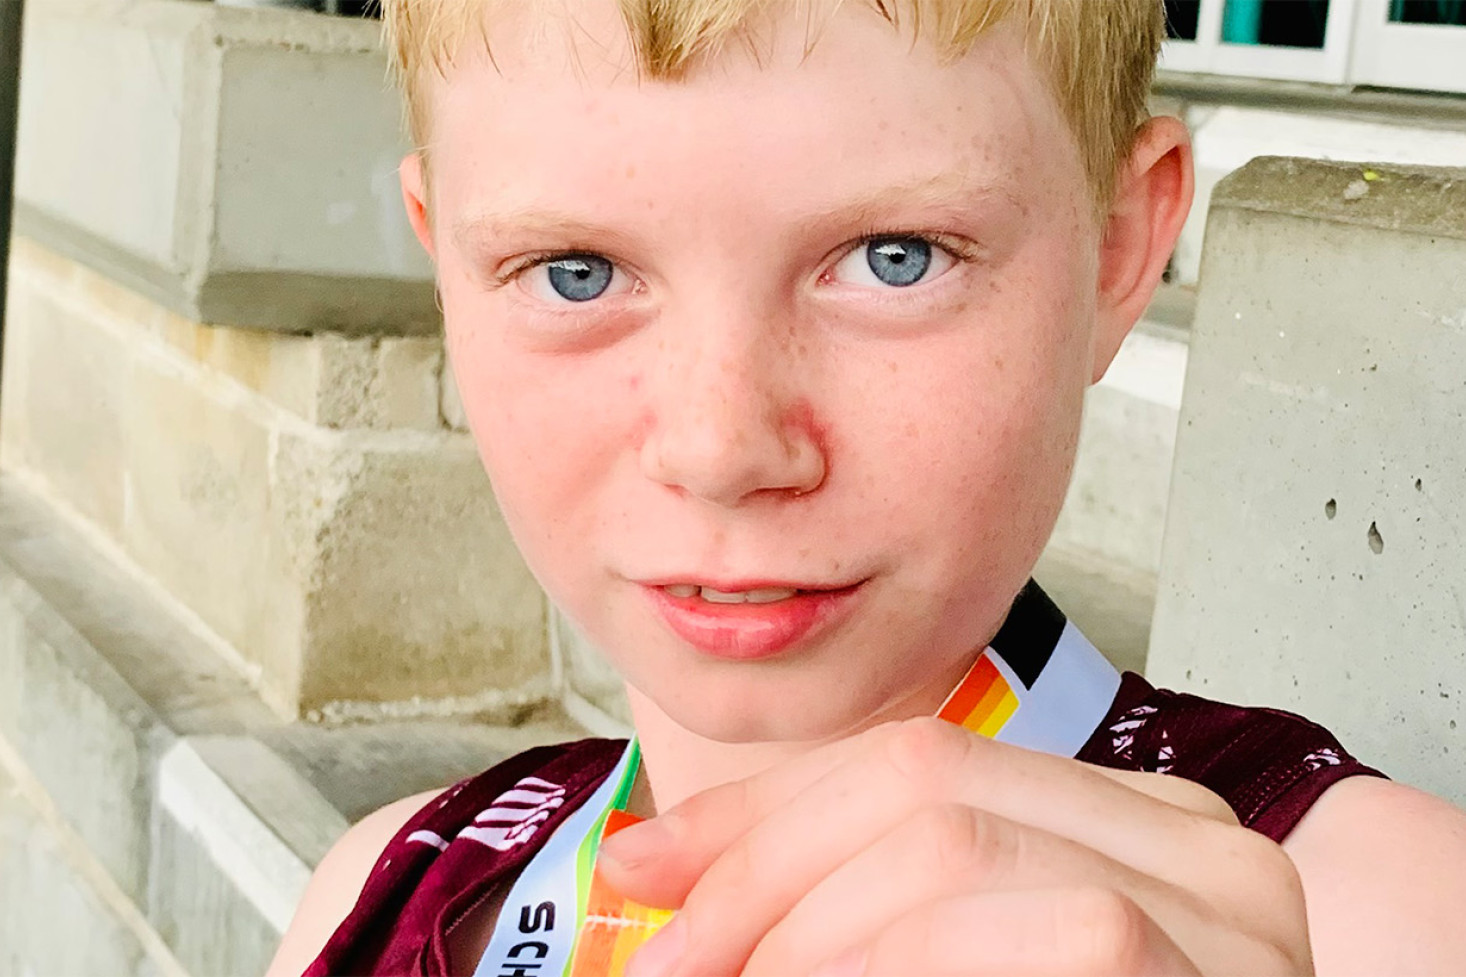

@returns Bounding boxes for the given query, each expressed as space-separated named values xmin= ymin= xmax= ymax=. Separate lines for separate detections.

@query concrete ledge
xmin=1212 ymin=156 xmax=1466 ymax=239
xmin=153 ymin=740 xmax=312 ymax=975
xmin=16 ymin=0 xmax=434 ymax=335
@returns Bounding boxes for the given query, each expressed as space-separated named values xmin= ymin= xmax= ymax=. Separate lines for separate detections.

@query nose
xmin=640 ymin=316 xmax=826 ymax=508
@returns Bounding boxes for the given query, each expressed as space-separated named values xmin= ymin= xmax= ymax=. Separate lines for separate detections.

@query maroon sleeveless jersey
xmin=307 ymin=585 xmax=1384 ymax=976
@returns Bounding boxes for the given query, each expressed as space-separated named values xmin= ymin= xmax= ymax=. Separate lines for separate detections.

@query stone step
xmin=0 ymin=477 xmax=585 ymax=976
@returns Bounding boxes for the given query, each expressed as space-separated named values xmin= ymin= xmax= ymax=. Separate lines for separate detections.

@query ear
xmin=1090 ymin=116 xmax=1193 ymax=384
xmin=400 ymin=152 xmax=437 ymax=260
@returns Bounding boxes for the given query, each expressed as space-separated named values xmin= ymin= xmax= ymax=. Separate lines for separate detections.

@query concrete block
xmin=122 ymin=342 xmax=294 ymax=693
xmin=14 ymin=0 xmax=436 ymax=335
xmin=1148 ymin=158 xmax=1466 ymax=804
xmin=188 ymin=735 xmax=348 ymax=870
xmin=1034 ymin=322 xmax=1188 ymax=675
xmin=211 ymin=41 xmax=425 ymax=283
xmin=152 ymin=307 xmax=325 ymax=423
xmin=0 ymin=474 xmax=275 ymax=741
xmin=291 ymin=434 xmax=550 ymax=711
xmin=120 ymin=360 xmax=548 ymax=715
xmin=313 ymin=333 xmax=445 ymax=430
xmin=0 ymin=770 xmax=149 ymax=977
xmin=14 ymin=0 xmax=191 ymax=272
xmin=371 ymin=337 xmax=445 ymax=431
xmin=3 ymin=241 xmax=545 ymax=716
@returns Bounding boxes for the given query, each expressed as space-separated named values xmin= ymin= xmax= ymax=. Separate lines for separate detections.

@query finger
xmin=1088 ymin=766 xmax=1239 ymax=826
xmin=602 ymin=717 xmax=1235 ymax=911
xmin=820 ymin=888 xmax=1203 ymax=977
xmin=742 ymin=806 xmax=1161 ymax=976
xmin=867 ymin=720 xmax=1246 ymax=885
xmin=623 ymin=721 xmax=1283 ymax=976
xmin=746 ymin=804 xmax=1293 ymax=977
xmin=600 ymin=724 xmax=884 ymax=907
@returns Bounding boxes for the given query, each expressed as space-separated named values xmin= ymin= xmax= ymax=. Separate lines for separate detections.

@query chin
xmin=647 ymin=670 xmax=894 ymax=745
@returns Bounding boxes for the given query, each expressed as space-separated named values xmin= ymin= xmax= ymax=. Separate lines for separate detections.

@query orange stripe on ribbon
xmin=937 ymin=655 xmax=1018 ymax=737
xmin=569 ymin=811 xmax=675 ymax=977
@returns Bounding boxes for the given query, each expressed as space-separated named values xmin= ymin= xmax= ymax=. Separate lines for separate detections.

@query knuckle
xmin=1229 ymin=825 xmax=1306 ymax=904
xmin=1052 ymin=887 xmax=1152 ymax=975
xmin=1171 ymin=778 xmax=1240 ymax=825
xmin=885 ymin=717 xmax=975 ymax=791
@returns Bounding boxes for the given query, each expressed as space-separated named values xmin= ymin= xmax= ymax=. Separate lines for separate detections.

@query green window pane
xmin=1166 ymin=0 xmax=1202 ymax=40
xmin=1390 ymin=0 xmax=1466 ymax=25
xmin=1222 ymin=0 xmax=1331 ymax=48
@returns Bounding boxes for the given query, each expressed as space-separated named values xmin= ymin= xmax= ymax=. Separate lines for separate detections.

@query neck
xmin=623 ymin=649 xmax=981 ymax=816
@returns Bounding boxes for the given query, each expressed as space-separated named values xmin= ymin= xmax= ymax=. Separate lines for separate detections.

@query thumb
xmin=597 ymin=725 xmax=885 ymax=907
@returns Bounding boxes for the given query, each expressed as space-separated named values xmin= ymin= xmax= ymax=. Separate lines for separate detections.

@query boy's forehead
xmin=426 ymin=2 xmax=1084 ymax=234
xmin=428 ymin=8 xmax=1073 ymax=182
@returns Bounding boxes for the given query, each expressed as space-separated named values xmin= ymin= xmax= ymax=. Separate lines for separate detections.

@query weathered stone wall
xmin=1 ymin=239 xmax=549 ymax=720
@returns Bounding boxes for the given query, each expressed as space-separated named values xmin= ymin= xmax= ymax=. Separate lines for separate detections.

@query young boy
xmin=270 ymin=1 xmax=1466 ymax=974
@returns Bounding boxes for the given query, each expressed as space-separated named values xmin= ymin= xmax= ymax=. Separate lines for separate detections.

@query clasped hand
xmin=598 ymin=718 xmax=1313 ymax=976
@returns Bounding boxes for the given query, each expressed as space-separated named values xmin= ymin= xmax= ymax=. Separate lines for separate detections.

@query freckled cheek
xmin=851 ymin=327 xmax=1085 ymax=539
xmin=446 ymin=348 xmax=642 ymax=550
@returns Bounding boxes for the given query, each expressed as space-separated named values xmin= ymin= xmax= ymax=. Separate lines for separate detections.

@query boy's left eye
xmin=828 ymin=235 xmax=959 ymax=289
xmin=517 ymin=253 xmax=636 ymax=304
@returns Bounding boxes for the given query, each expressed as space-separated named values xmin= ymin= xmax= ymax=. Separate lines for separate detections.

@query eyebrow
xmin=453 ymin=210 xmax=630 ymax=262
xmin=822 ymin=174 xmax=1022 ymax=229
xmin=452 ymin=173 xmax=1021 ymax=259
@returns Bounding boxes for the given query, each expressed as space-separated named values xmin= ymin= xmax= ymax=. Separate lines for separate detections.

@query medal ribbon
xmin=475 ymin=583 xmax=1120 ymax=977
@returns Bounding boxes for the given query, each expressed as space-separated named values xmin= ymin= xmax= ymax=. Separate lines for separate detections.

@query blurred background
xmin=0 ymin=1 xmax=1462 ymax=974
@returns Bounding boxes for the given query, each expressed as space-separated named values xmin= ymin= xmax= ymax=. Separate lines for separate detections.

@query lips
xmin=643 ymin=579 xmax=863 ymax=660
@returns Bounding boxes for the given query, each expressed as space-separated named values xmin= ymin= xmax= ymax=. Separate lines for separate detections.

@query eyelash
xmin=835 ymin=227 xmax=982 ymax=279
xmin=495 ymin=228 xmax=981 ymax=295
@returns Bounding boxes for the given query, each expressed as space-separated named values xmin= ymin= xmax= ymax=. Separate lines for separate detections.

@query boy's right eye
xmin=517 ymin=253 xmax=634 ymax=304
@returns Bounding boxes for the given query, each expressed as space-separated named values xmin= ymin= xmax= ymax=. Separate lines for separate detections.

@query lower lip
xmin=644 ymin=584 xmax=862 ymax=661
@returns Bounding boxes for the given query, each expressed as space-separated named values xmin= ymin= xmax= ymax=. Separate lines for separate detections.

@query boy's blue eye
xmin=865 ymin=238 xmax=931 ymax=286
xmin=830 ymin=235 xmax=956 ymax=290
xmin=543 ymin=254 xmax=614 ymax=302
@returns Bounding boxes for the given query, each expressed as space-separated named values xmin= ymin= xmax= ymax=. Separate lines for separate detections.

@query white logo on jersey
xmin=457 ymin=776 xmax=568 ymax=851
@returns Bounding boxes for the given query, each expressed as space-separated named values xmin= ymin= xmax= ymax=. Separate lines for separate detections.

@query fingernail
xmin=811 ymin=947 xmax=868 ymax=977
xmin=624 ymin=915 xmax=684 ymax=977
xmin=601 ymin=816 xmax=674 ymax=871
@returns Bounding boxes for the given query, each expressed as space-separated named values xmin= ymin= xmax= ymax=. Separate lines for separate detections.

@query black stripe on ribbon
xmin=988 ymin=579 xmax=1067 ymax=690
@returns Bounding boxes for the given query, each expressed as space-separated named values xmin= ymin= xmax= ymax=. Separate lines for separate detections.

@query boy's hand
xmin=599 ymin=718 xmax=1312 ymax=977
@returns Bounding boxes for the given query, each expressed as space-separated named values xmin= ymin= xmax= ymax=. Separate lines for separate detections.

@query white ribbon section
xmin=993 ymin=620 xmax=1122 ymax=758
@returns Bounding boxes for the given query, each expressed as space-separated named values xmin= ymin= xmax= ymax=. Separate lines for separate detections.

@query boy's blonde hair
xmin=383 ymin=0 xmax=1165 ymax=213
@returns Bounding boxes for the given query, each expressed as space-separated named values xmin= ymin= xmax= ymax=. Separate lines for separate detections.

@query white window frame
xmin=1349 ymin=0 xmax=1466 ymax=94
xmin=1161 ymin=0 xmax=1361 ymax=83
